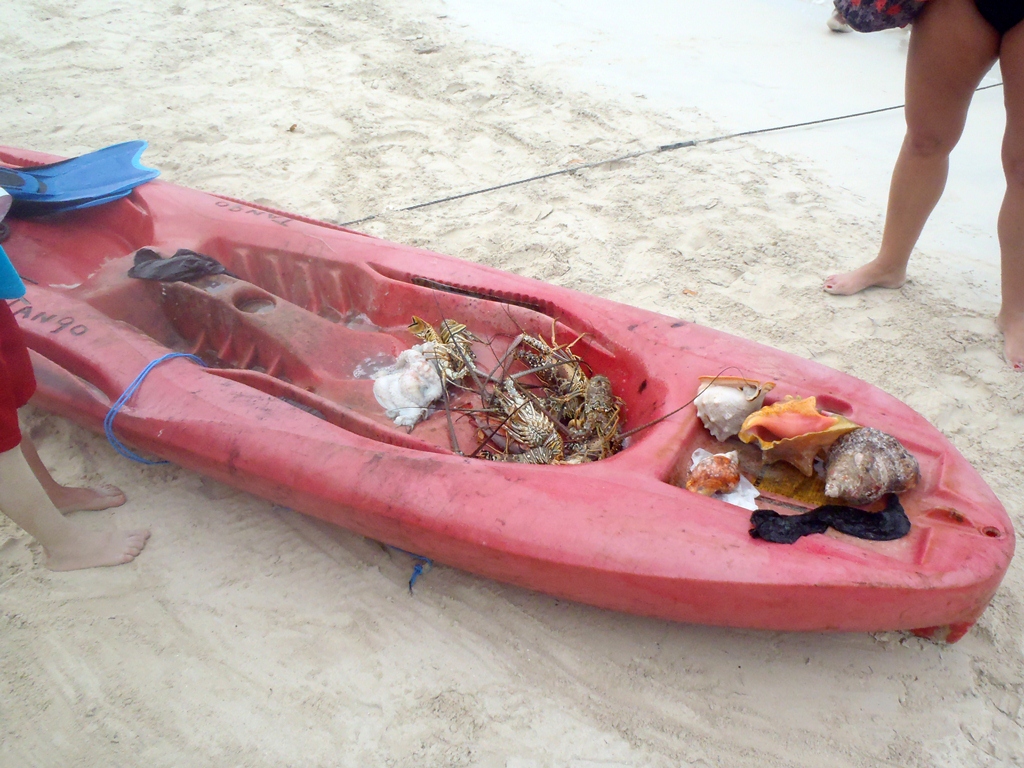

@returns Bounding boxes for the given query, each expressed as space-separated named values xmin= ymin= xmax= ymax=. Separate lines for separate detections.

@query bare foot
xmin=43 ymin=528 xmax=150 ymax=571
xmin=49 ymin=483 xmax=126 ymax=514
xmin=996 ymin=311 xmax=1024 ymax=371
xmin=827 ymin=9 xmax=852 ymax=32
xmin=823 ymin=261 xmax=907 ymax=296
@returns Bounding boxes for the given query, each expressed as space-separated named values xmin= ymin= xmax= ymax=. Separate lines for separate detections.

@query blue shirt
xmin=0 ymin=245 xmax=25 ymax=300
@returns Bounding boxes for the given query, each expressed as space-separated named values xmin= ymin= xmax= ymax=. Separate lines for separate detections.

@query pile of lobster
xmin=408 ymin=316 xmax=623 ymax=464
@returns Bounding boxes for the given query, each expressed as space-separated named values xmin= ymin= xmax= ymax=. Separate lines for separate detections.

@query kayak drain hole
xmin=235 ymin=296 xmax=277 ymax=314
xmin=981 ymin=526 xmax=1002 ymax=538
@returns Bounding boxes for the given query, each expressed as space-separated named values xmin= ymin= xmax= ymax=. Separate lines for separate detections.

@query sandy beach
xmin=2 ymin=0 xmax=1023 ymax=766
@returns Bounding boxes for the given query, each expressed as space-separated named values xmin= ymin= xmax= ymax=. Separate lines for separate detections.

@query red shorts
xmin=1 ymin=300 xmax=36 ymax=452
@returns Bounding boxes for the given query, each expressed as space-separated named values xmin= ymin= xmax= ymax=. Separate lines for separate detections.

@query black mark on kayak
xmin=214 ymin=200 xmax=291 ymax=226
xmin=7 ymin=301 xmax=89 ymax=336
xmin=410 ymin=276 xmax=547 ymax=314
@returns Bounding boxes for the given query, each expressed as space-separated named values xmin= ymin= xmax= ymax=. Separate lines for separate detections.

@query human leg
xmin=0 ymin=444 xmax=148 ymax=570
xmin=18 ymin=430 xmax=126 ymax=512
xmin=995 ymin=20 xmax=1024 ymax=368
xmin=824 ymin=0 xmax=1000 ymax=295
xmin=2 ymin=301 xmax=127 ymax=509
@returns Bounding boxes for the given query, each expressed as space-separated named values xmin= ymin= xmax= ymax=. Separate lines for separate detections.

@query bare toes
xmin=127 ymin=531 xmax=150 ymax=550
xmin=55 ymin=483 xmax=128 ymax=514
xmin=98 ymin=484 xmax=126 ymax=499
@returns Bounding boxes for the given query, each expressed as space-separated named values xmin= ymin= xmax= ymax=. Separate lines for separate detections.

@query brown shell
xmin=696 ymin=375 xmax=776 ymax=395
xmin=686 ymin=453 xmax=742 ymax=496
xmin=824 ymin=428 xmax=920 ymax=504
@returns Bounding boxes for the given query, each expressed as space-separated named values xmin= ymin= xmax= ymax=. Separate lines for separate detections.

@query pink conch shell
xmin=694 ymin=376 xmax=776 ymax=441
xmin=738 ymin=396 xmax=860 ymax=476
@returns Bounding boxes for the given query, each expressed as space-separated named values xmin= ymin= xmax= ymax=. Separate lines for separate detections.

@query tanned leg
xmin=19 ymin=431 xmax=126 ymax=513
xmin=824 ymin=0 xmax=999 ymax=294
xmin=996 ymin=23 xmax=1024 ymax=369
xmin=0 ymin=446 xmax=148 ymax=571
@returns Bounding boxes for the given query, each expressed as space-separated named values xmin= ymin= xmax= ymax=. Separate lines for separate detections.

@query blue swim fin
xmin=0 ymin=190 xmax=24 ymax=299
xmin=7 ymin=188 xmax=138 ymax=217
xmin=0 ymin=141 xmax=159 ymax=214
xmin=0 ymin=244 xmax=25 ymax=300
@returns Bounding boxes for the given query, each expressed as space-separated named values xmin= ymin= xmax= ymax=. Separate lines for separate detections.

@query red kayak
xmin=1 ymin=145 xmax=1014 ymax=641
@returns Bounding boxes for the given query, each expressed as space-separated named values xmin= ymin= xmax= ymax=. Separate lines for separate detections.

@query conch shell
xmin=824 ymin=427 xmax=919 ymax=504
xmin=694 ymin=376 xmax=776 ymax=441
xmin=686 ymin=450 xmax=742 ymax=496
xmin=371 ymin=344 xmax=444 ymax=427
xmin=739 ymin=396 xmax=860 ymax=476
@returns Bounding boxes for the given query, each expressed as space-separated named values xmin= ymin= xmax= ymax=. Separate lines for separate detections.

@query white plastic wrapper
xmin=689 ymin=448 xmax=760 ymax=510
xmin=371 ymin=343 xmax=444 ymax=427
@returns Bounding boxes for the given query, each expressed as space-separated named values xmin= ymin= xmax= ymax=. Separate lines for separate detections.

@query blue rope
xmin=408 ymin=556 xmax=432 ymax=594
xmin=103 ymin=352 xmax=207 ymax=464
xmin=105 ymin=355 xmax=436 ymax=592
xmin=389 ymin=546 xmax=434 ymax=594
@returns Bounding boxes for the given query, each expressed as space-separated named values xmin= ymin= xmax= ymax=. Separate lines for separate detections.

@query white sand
xmin=443 ymin=0 xmax=1006 ymax=286
xmin=2 ymin=1 xmax=1023 ymax=766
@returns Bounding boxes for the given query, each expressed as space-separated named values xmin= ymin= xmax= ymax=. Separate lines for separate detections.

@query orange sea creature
xmin=686 ymin=451 xmax=742 ymax=496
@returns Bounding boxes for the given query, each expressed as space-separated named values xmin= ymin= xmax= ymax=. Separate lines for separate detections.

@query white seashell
xmin=694 ymin=376 xmax=774 ymax=441
xmin=372 ymin=343 xmax=444 ymax=427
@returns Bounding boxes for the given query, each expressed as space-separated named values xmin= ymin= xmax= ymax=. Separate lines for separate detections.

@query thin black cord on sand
xmin=340 ymin=82 xmax=1003 ymax=227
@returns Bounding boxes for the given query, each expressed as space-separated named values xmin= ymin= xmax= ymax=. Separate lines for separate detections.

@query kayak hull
xmin=2 ymin=145 xmax=1014 ymax=639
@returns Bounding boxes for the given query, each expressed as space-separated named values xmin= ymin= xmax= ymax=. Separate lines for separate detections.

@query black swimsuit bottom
xmin=975 ymin=0 xmax=1024 ymax=34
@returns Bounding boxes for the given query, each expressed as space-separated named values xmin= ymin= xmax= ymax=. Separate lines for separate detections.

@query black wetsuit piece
xmin=128 ymin=248 xmax=235 ymax=282
xmin=975 ymin=0 xmax=1024 ymax=34
xmin=749 ymin=494 xmax=910 ymax=545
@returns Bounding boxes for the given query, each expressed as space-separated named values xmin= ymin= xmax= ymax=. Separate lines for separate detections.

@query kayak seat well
xmin=196 ymin=237 xmax=662 ymax=421
xmin=68 ymin=242 xmax=668 ymax=459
